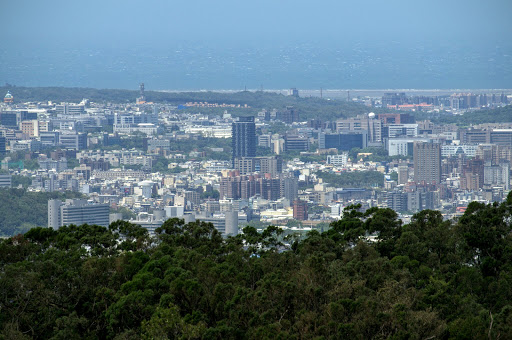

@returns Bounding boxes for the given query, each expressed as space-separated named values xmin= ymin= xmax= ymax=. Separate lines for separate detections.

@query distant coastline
xmin=160 ymin=89 xmax=512 ymax=98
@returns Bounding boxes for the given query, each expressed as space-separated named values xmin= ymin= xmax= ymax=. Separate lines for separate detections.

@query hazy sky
xmin=2 ymin=0 xmax=511 ymax=47
xmin=1 ymin=0 xmax=511 ymax=89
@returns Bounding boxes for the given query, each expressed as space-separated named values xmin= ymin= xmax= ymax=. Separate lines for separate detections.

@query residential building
xmin=292 ymin=200 xmax=308 ymax=220
xmin=232 ymin=116 xmax=256 ymax=166
xmin=413 ymin=142 xmax=441 ymax=184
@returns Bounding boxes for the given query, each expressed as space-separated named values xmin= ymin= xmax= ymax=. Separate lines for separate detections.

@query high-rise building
xmin=48 ymin=199 xmax=110 ymax=229
xmin=232 ymin=116 xmax=256 ymax=166
xmin=484 ymin=160 xmax=510 ymax=191
xmin=282 ymin=177 xmax=298 ymax=202
xmin=413 ymin=142 xmax=441 ymax=184
xmin=0 ymin=136 xmax=6 ymax=158
xmin=293 ymin=200 xmax=308 ymax=221
xmin=397 ymin=164 xmax=409 ymax=185
xmin=387 ymin=190 xmax=408 ymax=212
xmin=136 ymin=83 xmax=146 ymax=104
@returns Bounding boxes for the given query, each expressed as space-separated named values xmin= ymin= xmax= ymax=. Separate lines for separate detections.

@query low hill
xmin=0 ymin=85 xmax=388 ymax=121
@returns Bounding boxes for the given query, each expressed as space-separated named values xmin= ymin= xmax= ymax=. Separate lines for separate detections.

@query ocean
xmin=1 ymin=42 xmax=511 ymax=91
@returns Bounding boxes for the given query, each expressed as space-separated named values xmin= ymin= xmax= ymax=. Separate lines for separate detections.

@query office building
xmin=48 ymin=199 xmax=110 ymax=228
xmin=56 ymin=103 xmax=85 ymax=115
xmin=0 ymin=112 xmax=17 ymax=128
xmin=59 ymin=132 xmax=87 ymax=150
xmin=326 ymin=154 xmax=348 ymax=167
xmin=232 ymin=116 xmax=256 ymax=166
xmin=413 ymin=142 xmax=441 ymax=184
xmin=19 ymin=111 xmax=38 ymax=122
xmin=0 ymin=136 xmax=5 ymax=158
xmin=336 ymin=115 xmax=383 ymax=142
xmin=293 ymin=200 xmax=308 ymax=221
xmin=441 ymin=144 xmax=478 ymax=158
xmin=0 ymin=175 xmax=12 ymax=187
xmin=387 ymin=124 xmax=419 ymax=138
xmin=319 ymin=131 xmax=368 ymax=151
xmin=40 ymin=132 xmax=60 ymax=147
xmin=258 ymin=134 xmax=272 ymax=148
xmin=284 ymin=135 xmax=310 ymax=151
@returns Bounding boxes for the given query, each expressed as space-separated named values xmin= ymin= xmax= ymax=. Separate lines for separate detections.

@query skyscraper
xmin=0 ymin=136 xmax=6 ymax=158
xmin=232 ymin=116 xmax=256 ymax=167
xmin=413 ymin=142 xmax=441 ymax=184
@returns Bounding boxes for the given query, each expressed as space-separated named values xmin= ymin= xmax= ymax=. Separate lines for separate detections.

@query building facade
xmin=48 ymin=199 xmax=110 ymax=228
xmin=413 ymin=142 xmax=441 ymax=184
xmin=232 ymin=116 xmax=256 ymax=166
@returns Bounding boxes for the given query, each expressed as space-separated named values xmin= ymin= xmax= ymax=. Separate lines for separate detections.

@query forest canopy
xmin=0 ymin=188 xmax=83 ymax=236
xmin=2 ymin=196 xmax=512 ymax=339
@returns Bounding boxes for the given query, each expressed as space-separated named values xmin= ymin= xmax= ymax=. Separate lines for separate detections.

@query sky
xmin=2 ymin=0 xmax=510 ymax=47
xmin=1 ymin=0 xmax=511 ymax=89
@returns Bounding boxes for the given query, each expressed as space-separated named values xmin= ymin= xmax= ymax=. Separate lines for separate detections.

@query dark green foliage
xmin=0 ymin=188 xmax=84 ymax=236
xmin=11 ymin=175 xmax=32 ymax=189
xmin=200 ymin=190 xmax=219 ymax=200
xmin=2 ymin=197 xmax=512 ymax=338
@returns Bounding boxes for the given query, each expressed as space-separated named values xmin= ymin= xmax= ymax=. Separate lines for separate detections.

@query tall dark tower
xmin=232 ymin=116 xmax=256 ymax=167
xmin=140 ymin=83 xmax=145 ymax=99
xmin=137 ymin=83 xmax=146 ymax=104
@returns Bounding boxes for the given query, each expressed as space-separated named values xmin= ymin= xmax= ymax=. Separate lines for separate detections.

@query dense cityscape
xmin=0 ymin=85 xmax=511 ymax=237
